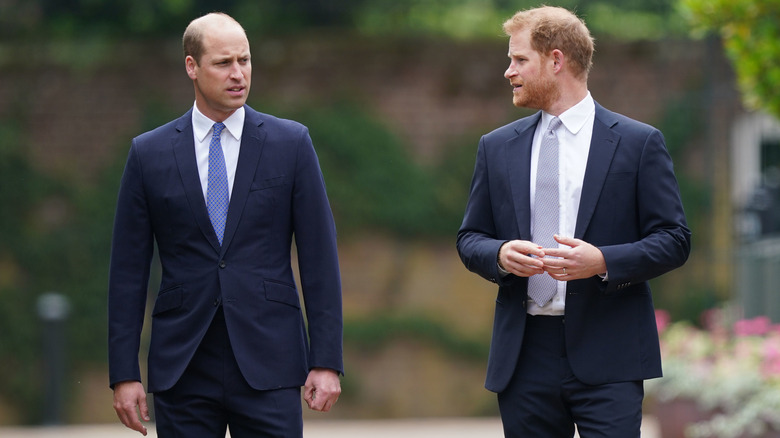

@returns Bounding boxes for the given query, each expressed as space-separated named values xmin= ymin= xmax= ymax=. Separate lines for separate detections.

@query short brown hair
xmin=182 ymin=12 xmax=244 ymax=65
xmin=503 ymin=6 xmax=594 ymax=80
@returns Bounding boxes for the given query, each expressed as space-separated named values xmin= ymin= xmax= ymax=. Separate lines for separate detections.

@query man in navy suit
xmin=108 ymin=12 xmax=343 ymax=437
xmin=457 ymin=6 xmax=690 ymax=437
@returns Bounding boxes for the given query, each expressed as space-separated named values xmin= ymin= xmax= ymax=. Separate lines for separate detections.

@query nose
xmin=229 ymin=61 xmax=243 ymax=78
xmin=504 ymin=62 xmax=516 ymax=79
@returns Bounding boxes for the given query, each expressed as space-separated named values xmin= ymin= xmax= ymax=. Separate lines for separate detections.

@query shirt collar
xmin=192 ymin=104 xmax=245 ymax=142
xmin=541 ymin=91 xmax=595 ymax=134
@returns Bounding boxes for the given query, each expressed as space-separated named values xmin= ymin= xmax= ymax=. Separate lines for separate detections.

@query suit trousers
xmin=497 ymin=315 xmax=643 ymax=438
xmin=153 ymin=307 xmax=303 ymax=438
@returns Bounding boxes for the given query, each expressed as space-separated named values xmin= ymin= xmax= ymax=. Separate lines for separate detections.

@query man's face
xmin=186 ymin=24 xmax=251 ymax=122
xmin=504 ymin=29 xmax=559 ymax=111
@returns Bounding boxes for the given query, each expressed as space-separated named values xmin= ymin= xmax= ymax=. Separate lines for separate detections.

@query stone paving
xmin=0 ymin=416 xmax=660 ymax=437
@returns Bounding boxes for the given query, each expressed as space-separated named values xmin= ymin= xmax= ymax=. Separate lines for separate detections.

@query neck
xmin=545 ymin=82 xmax=588 ymax=117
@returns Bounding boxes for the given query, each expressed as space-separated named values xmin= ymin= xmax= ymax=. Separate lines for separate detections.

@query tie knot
xmin=547 ymin=117 xmax=562 ymax=134
xmin=212 ymin=122 xmax=225 ymax=137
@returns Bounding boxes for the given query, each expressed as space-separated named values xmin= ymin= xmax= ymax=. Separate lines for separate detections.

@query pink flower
xmin=761 ymin=342 xmax=780 ymax=377
xmin=734 ymin=316 xmax=772 ymax=337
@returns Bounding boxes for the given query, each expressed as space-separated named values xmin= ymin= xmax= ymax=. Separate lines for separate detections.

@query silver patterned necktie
xmin=528 ymin=117 xmax=562 ymax=306
xmin=206 ymin=122 xmax=229 ymax=245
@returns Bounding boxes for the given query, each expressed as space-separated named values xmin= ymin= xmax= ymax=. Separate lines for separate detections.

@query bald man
xmin=108 ymin=13 xmax=343 ymax=437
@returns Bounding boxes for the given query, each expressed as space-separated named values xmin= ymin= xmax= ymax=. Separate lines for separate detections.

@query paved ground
xmin=0 ymin=416 xmax=660 ymax=437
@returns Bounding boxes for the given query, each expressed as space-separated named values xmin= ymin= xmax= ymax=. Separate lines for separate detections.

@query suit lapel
xmin=171 ymin=110 xmax=223 ymax=252
xmin=220 ymin=108 xmax=266 ymax=254
xmin=575 ymin=104 xmax=620 ymax=237
xmin=508 ymin=113 xmax=541 ymax=239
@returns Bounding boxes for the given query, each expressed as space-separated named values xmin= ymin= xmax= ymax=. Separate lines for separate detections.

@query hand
xmin=541 ymin=235 xmax=607 ymax=281
xmin=498 ymin=240 xmax=546 ymax=277
xmin=303 ymin=368 xmax=341 ymax=412
xmin=112 ymin=380 xmax=150 ymax=436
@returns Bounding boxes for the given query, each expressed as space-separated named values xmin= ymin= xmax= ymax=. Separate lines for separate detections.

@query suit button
xmin=219 ymin=260 xmax=226 ymax=268
xmin=213 ymin=298 xmax=221 ymax=307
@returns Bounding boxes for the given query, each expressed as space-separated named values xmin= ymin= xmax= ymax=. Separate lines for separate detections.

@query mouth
xmin=227 ymin=86 xmax=246 ymax=96
xmin=512 ymin=83 xmax=523 ymax=92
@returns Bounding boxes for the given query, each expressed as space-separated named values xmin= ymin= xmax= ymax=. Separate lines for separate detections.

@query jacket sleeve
xmin=599 ymin=128 xmax=691 ymax=293
xmin=107 ymin=141 xmax=155 ymax=388
xmin=456 ymin=136 xmax=517 ymax=288
xmin=291 ymin=127 xmax=344 ymax=375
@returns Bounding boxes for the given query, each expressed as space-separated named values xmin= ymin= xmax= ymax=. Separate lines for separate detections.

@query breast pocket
xmin=245 ymin=176 xmax=290 ymax=227
xmin=601 ymin=170 xmax=636 ymax=209
xmin=250 ymin=175 xmax=287 ymax=192
xmin=161 ymin=193 xmax=199 ymax=239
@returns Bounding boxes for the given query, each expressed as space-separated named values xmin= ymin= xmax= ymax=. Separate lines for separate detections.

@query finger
xmin=506 ymin=263 xmax=543 ymax=278
xmin=118 ymin=408 xmax=147 ymax=436
xmin=553 ymin=234 xmax=580 ymax=247
xmin=308 ymin=392 xmax=325 ymax=411
xmin=544 ymin=265 xmax=567 ymax=275
xmin=511 ymin=252 xmax=544 ymax=268
xmin=539 ymin=255 xmax=565 ymax=270
xmin=127 ymin=411 xmax=147 ymax=436
xmin=525 ymin=246 xmax=546 ymax=258
xmin=303 ymin=386 xmax=314 ymax=408
xmin=314 ymin=393 xmax=339 ymax=412
xmin=507 ymin=241 xmax=544 ymax=257
xmin=541 ymin=247 xmax=563 ymax=258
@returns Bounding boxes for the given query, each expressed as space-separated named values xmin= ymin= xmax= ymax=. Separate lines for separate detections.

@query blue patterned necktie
xmin=528 ymin=117 xmax=562 ymax=306
xmin=206 ymin=122 xmax=229 ymax=245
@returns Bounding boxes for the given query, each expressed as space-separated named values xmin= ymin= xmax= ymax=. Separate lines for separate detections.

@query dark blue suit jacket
xmin=108 ymin=105 xmax=343 ymax=393
xmin=457 ymin=103 xmax=690 ymax=393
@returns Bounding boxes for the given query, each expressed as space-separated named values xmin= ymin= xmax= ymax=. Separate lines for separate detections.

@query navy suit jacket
xmin=108 ymin=105 xmax=343 ymax=393
xmin=456 ymin=103 xmax=690 ymax=393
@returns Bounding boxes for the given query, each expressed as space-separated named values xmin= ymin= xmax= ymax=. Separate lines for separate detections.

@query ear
xmin=550 ymin=49 xmax=564 ymax=74
xmin=185 ymin=56 xmax=198 ymax=80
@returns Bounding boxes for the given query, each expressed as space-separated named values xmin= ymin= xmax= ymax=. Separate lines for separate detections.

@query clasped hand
xmin=498 ymin=235 xmax=606 ymax=280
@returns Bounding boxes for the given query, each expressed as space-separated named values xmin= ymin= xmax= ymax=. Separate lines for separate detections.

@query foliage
xmin=278 ymin=101 xmax=474 ymax=238
xmin=651 ymin=92 xmax=718 ymax=322
xmin=2 ymin=0 xmax=686 ymax=41
xmin=679 ymin=0 xmax=780 ymax=119
xmin=0 ymin=103 xmax=148 ymax=423
xmin=648 ymin=308 xmax=780 ymax=437
xmin=0 ymin=120 xmax=53 ymax=422
xmin=356 ymin=0 xmax=688 ymax=41
xmin=1 ymin=0 xmax=356 ymax=39
xmin=0 ymin=115 xmax=121 ymax=422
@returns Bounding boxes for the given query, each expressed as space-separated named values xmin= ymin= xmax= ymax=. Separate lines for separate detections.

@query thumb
xmin=139 ymin=396 xmax=150 ymax=422
xmin=303 ymin=384 xmax=315 ymax=407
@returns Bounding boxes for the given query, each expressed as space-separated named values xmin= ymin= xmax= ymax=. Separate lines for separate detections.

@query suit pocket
xmin=152 ymin=285 xmax=183 ymax=316
xmin=264 ymin=280 xmax=301 ymax=308
xmin=250 ymin=175 xmax=287 ymax=191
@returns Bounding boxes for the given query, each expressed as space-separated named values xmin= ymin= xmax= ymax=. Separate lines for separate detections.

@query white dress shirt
xmin=527 ymin=92 xmax=595 ymax=316
xmin=192 ymin=104 xmax=245 ymax=202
